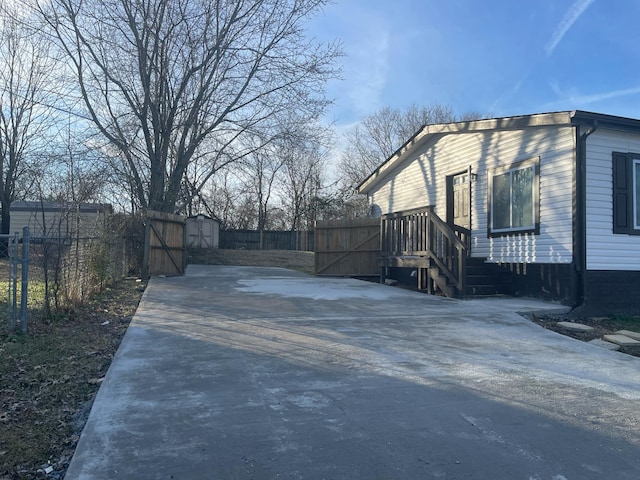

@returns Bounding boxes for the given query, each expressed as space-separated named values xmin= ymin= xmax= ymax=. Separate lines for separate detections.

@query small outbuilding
xmin=9 ymin=201 xmax=113 ymax=238
xmin=186 ymin=214 xmax=220 ymax=249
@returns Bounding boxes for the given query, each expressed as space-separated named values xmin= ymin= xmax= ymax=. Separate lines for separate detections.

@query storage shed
xmin=186 ymin=214 xmax=220 ymax=249
xmin=9 ymin=201 xmax=113 ymax=238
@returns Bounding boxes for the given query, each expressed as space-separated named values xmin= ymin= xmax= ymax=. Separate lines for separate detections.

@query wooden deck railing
xmin=381 ymin=207 xmax=468 ymax=296
xmin=380 ymin=207 xmax=431 ymax=256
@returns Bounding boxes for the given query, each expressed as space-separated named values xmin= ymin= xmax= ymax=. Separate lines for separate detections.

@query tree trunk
xmin=0 ymin=204 xmax=10 ymax=258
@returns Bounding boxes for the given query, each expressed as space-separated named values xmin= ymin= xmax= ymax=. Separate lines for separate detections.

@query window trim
xmin=634 ymin=159 xmax=640 ymax=230
xmin=613 ymin=151 xmax=640 ymax=235
xmin=487 ymin=157 xmax=540 ymax=237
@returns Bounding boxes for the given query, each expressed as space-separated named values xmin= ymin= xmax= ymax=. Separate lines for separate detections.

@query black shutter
xmin=612 ymin=152 xmax=630 ymax=234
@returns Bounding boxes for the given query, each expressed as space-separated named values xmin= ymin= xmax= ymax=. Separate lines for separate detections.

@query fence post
xmin=6 ymin=235 xmax=14 ymax=333
xmin=142 ymin=216 xmax=150 ymax=281
xmin=20 ymin=226 xmax=29 ymax=334
xmin=10 ymin=233 xmax=18 ymax=330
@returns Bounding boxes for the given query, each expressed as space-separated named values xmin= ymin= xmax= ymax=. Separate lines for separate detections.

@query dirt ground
xmin=0 ymin=279 xmax=145 ymax=480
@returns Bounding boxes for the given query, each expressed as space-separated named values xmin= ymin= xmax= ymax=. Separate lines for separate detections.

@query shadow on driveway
xmin=65 ymin=265 xmax=640 ymax=479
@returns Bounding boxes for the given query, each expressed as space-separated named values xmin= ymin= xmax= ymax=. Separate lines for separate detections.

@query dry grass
xmin=188 ymin=248 xmax=315 ymax=274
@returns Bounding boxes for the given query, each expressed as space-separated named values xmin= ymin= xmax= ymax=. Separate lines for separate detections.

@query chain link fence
xmin=4 ymin=213 xmax=144 ymax=333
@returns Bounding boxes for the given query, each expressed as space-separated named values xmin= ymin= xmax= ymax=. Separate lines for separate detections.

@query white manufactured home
xmin=358 ymin=110 xmax=640 ymax=315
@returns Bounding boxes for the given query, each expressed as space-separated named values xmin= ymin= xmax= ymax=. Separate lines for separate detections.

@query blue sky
xmin=308 ymin=0 xmax=640 ymax=128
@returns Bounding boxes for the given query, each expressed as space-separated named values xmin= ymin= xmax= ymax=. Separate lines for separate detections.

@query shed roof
xmin=10 ymin=201 xmax=113 ymax=213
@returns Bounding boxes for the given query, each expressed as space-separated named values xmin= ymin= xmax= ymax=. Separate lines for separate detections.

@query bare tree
xmin=336 ymin=104 xmax=491 ymax=216
xmin=279 ymin=127 xmax=331 ymax=231
xmin=39 ymin=0 xmax=341 ymax=213
xmin=338 ymin=104 xmax=456 ymax=192
xmin=283 ymin=152 xmax=324 ymax=230
xmin=0 ymin=5 xmax=58 ymax=238
xmin=246 ymin=147 xmax=284 ymax=245
xmin=458 ymin=110 xmax=491 ymax=122
xmin=200 ymin=171 xmax=238 ymax=229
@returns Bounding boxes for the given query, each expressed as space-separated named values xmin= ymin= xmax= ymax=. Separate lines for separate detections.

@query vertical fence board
xmin=314 ymin=218 xmax=380 ymax=276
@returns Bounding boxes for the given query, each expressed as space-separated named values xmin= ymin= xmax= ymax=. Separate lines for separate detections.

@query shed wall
xmin=9 ymin=209 xmax=106 ymax=238
xmin=368 ymin=125 xmax=576 ymax=264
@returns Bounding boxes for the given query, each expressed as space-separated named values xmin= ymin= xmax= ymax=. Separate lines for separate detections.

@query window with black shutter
xmin=612 ymin=151 xmax=640 ymax=235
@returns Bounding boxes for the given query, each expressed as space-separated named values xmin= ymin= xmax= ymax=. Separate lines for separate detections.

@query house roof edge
xmin=570 ymin=110 xmax=640 ymax=131
xmin=357 ymin=111 xmax=575 ymax=194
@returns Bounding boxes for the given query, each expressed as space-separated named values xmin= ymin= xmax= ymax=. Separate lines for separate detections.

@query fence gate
xmin=143 ymin=210 xmax=187 ymax=279
xmin=314 ymin=218 xmax=380 ymax=277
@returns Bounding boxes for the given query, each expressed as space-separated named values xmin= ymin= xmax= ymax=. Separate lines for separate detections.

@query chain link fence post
xmin=20 ymin=226 xmax=29 ymax=333
xmin=9 ymin=232 xmax=19 ymax=332
xmin=6 ymin=234 xmax=15 ymax=334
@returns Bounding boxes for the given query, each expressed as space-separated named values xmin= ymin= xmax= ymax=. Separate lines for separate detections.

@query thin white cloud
xmin=546 ymin=83 xmax=640 ymax=108
xmin=545 ymin=0 xmax=595 ymax=57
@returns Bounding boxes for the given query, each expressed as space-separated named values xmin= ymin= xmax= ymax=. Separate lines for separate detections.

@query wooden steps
xmin=428 ymin=267 xmax=456 ymax=298
xmin=379 ymin=208 xmax=513 ymax=299
xmin=423 ymin=257 xmax=513 ymax=298
xmin=463 ymin=258 xmax=513 ymax=297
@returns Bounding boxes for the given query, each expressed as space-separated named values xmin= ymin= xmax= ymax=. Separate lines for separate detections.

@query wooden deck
xmin=312 ymin=207 xmax=512 ymax=298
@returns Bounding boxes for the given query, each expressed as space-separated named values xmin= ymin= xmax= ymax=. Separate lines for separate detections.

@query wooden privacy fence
xmin=314 ymin=217 xmax=380 ymax=276
xmin=143 ymin=210 xmax=186 ymax=279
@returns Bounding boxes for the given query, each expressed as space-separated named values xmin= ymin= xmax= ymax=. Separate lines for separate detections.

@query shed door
xmin=198 ymin=220 xmax=215 ymax=248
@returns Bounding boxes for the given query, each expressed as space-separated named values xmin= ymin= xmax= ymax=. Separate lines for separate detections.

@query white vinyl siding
xmin=368 ymin=126 xmax=575 ymax=264
xmin=586 ymin=129 xmax=640 ymax=270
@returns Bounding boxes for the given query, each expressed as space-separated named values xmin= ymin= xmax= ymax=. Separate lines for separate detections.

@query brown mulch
xmin=527 ymin=313 xmax=640 ymax=358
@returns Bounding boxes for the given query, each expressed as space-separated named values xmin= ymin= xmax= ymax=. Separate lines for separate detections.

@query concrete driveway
xmin=66 ymin=265 xmax=640 ymax=479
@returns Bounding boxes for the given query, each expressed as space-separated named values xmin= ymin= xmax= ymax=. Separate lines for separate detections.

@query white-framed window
xmin=489 ymin=159 xmax=539 ymax=235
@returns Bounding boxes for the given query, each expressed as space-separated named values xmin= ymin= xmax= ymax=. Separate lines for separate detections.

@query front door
xmin=449 ymin=171 xmax=471 ymax=231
